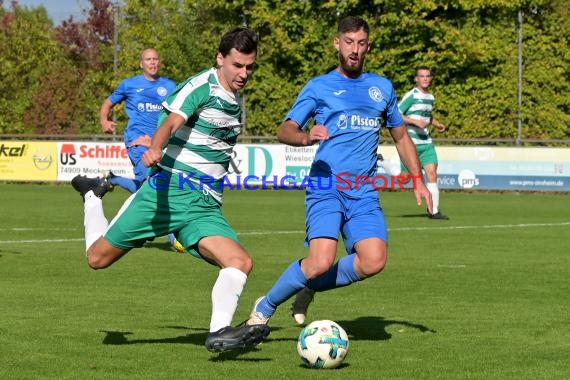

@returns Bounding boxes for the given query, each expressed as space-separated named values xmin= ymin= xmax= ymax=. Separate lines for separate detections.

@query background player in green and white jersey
xmin=71 ymin=27 xmax=269 ymax=353
xmin=399 ymin=66 xmax=449 ymax=220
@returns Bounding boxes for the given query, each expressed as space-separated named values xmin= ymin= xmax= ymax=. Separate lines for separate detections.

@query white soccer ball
xmin=297 ymin=320 xmax=349 ymax=369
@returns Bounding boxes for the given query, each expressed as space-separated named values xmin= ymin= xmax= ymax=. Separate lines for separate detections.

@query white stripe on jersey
xmin=408 ymin=114 xmax=431 ymax=122
xmin=197 ymin=107 xmax=241 ymax=130
xmin=162 ymin=145 xmax=227 ymax=179
xmin=167 ymin=74 xmax=210 ymax=118
xmin=410 ymin=91 xmax=434 ymax=100
xmin=210 ymin=82 xmax=239 ymax=104
xmin=173 ymin=125 xmax=234 ymax=152
xmin=408 ymin=103 xmax=433 ymax=113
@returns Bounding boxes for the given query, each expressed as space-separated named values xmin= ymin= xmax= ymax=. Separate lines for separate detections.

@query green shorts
xmin=401 ymin=143 xmax=438 ymax=174
xmin=104 ymin=170 xmax=238 ymax=259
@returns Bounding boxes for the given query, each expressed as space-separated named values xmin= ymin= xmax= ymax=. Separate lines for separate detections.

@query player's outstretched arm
xmin=390 ymin=125 xmax=433 ymax=213
xmin=100 ymin=99 xmax=117 ymax=134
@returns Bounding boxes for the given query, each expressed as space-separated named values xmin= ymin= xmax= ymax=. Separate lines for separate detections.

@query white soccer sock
xmin=210 ymin=267 xmax=247 ymax=332
xmin=426 ymin=182 xmax=440 ymax=214
xmin=83 ymin=191 xmax=109 ymax=252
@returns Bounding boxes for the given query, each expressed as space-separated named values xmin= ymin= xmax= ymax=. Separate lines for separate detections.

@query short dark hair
xmin=218 ymin=27 xmax=258 ymax=57
xmin=338 ymin=16 xmax=369 ymax=35
xmin=417 ymin=65 xmax=431 ymax=73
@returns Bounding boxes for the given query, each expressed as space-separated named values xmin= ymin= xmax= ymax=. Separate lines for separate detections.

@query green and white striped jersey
xmin=398 ymin=87 xmax=435 ymax=145
xmin=157 ymin=67 xmax=242 ymax=203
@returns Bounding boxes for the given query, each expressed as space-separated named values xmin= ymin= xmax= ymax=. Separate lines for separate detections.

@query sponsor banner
xmin=285 ymin=165 xmax=313 ymax=181
xmin=434 ymin=174 xmax=568 ymax=191
xmin=2 ymin=140 xmax=569 ymax=192
xmin=431 ymin=173 xmax=570 ymax=190
xmin=438 ymin=160 xmax=570 ymax=176
xmin=476 ymin=175 xmax=568 ymax=191
xmin=283 ymin=146 xmax=319 ymax=182
xmin=377 ymin=146 xmax=570 ymax=191
xmin=57 ymin=142 xmax=134 ymax=181
xmin=228 ymin=144 xmax=287 ymax=184
xmin=435 ymin=146 xmax=570 ymax=162
xmin=0 ymin=141 xmax=57 ymax=181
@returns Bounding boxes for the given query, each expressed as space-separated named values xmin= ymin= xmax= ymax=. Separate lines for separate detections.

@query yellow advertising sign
xmin=0 ymin=141 xmax=58 ymax=181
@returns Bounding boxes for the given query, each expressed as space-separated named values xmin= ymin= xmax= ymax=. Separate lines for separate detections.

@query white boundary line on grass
xmin=240 ymin=221 xmax=570 ymax=235
xmin=1 ymin=221 xmax=569 ymax=244
xmin=387 ymin=221 xmax=570 ymax=232
xmin=9 ymin=227 xmax=79 ymax=231
xmin=0 ymin=238 xmax=85 ymax=244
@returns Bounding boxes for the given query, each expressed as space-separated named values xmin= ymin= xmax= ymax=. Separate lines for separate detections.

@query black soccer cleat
xmin=428 ymin=210 xmax=450 ymax=220
xmin=103 ymin=170 xmax=117 ymax=181
xmin=205 ymin=324 xmax=270 ymax=353
xmin=71 ymin=175 xmax=113 ymax=201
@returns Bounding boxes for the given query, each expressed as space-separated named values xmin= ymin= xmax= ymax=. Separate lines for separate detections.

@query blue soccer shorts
xmin=304 ymin=188 xmax=388 ymax=254
xmin=127 ymin=144 xmax=151 ymax=183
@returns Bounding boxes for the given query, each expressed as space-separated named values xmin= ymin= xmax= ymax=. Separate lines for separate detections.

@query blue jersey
xmin=285 ymin=70 xmax=404 ymax=197
xmin=108 ymin=75 xmax=176 ymax=146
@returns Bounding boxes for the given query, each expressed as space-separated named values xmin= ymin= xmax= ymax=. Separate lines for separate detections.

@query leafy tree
xmin=517 ymin=0 xmax=570 ymax=140
xmin=1 ymin=0 xmax=568 ymax=142
xmin=0 ymin=2 xmax=66 ymax=134
xmin=53 ymin=0 xmax=116 ymax=134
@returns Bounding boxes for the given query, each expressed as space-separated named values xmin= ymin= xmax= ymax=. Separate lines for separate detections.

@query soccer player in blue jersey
xmin=100 ymin=48 xmax=176 ymax=192
xmin=247 ymin=16 xmax=432 ymax=327
xmin=99 ymin=48 xmax=181 ymax=250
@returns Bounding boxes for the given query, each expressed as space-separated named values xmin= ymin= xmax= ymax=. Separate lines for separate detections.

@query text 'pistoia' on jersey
xmin=398 ymin=87 xmax=435 ymax=145
xmin=158 ymin=68 xmax=242 ymax=203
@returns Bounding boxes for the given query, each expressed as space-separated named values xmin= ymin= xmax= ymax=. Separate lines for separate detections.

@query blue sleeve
xmin=284 ymin=81 xmax=317 ymax=130
xmin=385 ymin=84 xmax=404 ymax=128
xmin=108 ymin=79 xmax=128 ymax=105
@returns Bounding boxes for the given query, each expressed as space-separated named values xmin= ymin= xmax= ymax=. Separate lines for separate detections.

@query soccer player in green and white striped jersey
xmin=398 ymin=66 xmax=449 ymax=220
xmin=71 ymin=27 xmax=270 ymax=353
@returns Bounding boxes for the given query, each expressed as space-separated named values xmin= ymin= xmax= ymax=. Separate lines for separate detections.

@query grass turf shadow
xmin=335 ymin=316 xmax=436 ymax=341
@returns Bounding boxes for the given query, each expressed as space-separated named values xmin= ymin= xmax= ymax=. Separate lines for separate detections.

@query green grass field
xmin=1 ymin=183 xmax=569 ymax=379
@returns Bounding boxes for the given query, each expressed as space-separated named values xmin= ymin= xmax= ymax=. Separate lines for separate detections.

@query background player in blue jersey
xmin=247 ymin=16 xmax=432 ymax=327
xmin=99 ymin=48 xmax=180 ymax=250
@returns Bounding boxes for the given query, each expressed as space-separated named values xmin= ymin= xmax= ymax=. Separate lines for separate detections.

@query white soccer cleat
xmin=293 ymin=313 xmax=306 ymax=326
xmin=291 ymin=287 xmax=315 ymax=326
xmin=246 ymin=296 xmax=271 ymax=326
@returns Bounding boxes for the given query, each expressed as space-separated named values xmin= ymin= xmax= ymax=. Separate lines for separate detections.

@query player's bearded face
xmin=335 ymin=30 xmax=369 ymax=77
xmin=338 ymin=51 xmax=365 ymax=74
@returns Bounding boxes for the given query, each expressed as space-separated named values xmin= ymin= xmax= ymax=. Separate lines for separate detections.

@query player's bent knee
xmin=360 ymin=261 xmax=386 ymax=278
xmin=86 ymin=250 xmax=110 ymax=270
xmin=301 ymin=256 xmax=336 ymax=279
xmin=358 ymin=253 xmax=387 ymax=278
xmin=221 ymin=252 xmax=253 ymax=273
xmin=86 ymin=239 xmax=127 ymax=270
xmin=233 ymin=254 xmax=253 ymax=273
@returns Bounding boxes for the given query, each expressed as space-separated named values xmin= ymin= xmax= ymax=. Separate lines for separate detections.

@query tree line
xmin=1 ymin=0 xmax=568 ymax=144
